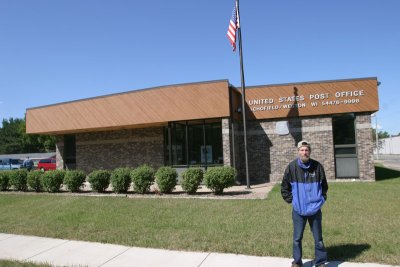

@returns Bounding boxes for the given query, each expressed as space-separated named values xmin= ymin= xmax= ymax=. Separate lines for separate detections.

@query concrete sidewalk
xmin=375 ymin=159 xmax=400 ymax=172
xmin=0 ymin=233 xmax=398 ymax=267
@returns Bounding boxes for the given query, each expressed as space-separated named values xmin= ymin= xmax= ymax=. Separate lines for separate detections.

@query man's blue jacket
xmin=281 ymin=158 xmax=328 ymax=216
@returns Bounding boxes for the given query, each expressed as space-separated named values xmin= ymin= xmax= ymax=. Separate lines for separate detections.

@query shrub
xmin=155 ymin=166 xmax=177 ymax=194
xmin=111 ymin=167 xmax=132 ymax=193
xmin=42 ymin=170 xmax=65 ymax=193
xmin=27 ymin=170 xmax=43 ymax=192
xmin=0 ymin=171 xmax=10 ymax=191
xmin=88 ymin=170 xmax=111 ymax=193
xmin=64 ymin=170 xmax=86 ymax=192
xmin=130 ymin=165 xmax=155 ymax=194
xmin=204 ymin=166 xmax=236 ymax=194
xmin=9 ymin=169 xmax=28 ymax=191
xmin=181 ymin=168 xmax=204 ymax=194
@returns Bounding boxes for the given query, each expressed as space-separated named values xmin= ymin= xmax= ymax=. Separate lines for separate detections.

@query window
xmin=64 ymin=134 xmax=76 ymax=169
xmin=333 ymin=114 xmax=356 ymax=145
xmin=165 ymin=119 xmax=223 ymax=166
xmin=11 ymin=159 xmax=20 ymax=165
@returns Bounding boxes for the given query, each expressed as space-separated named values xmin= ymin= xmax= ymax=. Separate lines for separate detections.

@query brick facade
xmin=55 ymin=136 xmax=64 ymax=170
xmin=356 ymin=113 xmax=375 ymax=180
xmin=232 ymin=114 xmax=374 ymax=183
xmin=222 ymin=118 xmax=232 ymax=166
xmin=56 ymin=127 xmax=164 ymax=173
xmin=55 ymin=114 xmax=375 ymax=182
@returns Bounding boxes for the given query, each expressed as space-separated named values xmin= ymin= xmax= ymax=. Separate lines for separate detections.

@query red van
xmin=37 ymin=157 xmax=56 ymax=171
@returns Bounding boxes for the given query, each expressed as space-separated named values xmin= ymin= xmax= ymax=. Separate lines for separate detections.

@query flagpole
xmin=236 ymin=0 xmax=250 ymax=189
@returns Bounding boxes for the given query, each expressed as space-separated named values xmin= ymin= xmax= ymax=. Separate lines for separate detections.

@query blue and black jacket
xmin=281 ymin=158 xmax=328 ymax=216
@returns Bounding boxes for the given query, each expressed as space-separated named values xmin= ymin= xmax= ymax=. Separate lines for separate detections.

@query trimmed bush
xmin=204 ymin=166 xmax=236 ymax=194
xmin=111 ymin=167 xmax=132 ymax=193
xmin=131 ymin=165 xmax=155 ymax=194
xmin=9 ymin=169 xmax=28 ymax=191
xmin=42 ymin=170 xmax=65 ymax=193
xmin=155 ymin=166 xmax=177 ymax=194
xmin=88 ymin=170 xmax=111 ymax=193
xmin=27 ymin=170 xmax=43 ymax=192
xmin=0 ymin=171 xmax=10 ymax=191
xmin=181 ymin=168 xmax=204 ymax=194
xmin=64 ymin=170 xmax=86 ymax=192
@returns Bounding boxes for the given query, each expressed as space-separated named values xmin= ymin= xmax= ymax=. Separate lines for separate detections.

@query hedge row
xmin=0 ymin=165 xmax=236 ymax=195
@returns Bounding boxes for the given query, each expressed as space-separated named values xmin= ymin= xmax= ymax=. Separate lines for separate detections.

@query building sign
xmin=245 ymin=78 xmax=379 ymax=119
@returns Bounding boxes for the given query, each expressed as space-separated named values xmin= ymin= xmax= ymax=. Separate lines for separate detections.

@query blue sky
xmin=1 ymin=0 xmax=399 ymax=134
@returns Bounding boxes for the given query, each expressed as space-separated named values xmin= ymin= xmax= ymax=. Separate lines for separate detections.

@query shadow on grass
xmin=375 ymin=165 xmax=400 ymax=181
xmin=327 ymin=243 xmax=370 ymax=262
xmin=302 ymin=244 xmax=371 ymax=267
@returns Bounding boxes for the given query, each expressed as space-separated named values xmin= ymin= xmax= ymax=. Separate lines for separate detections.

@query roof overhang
xmin=26 ymin=80 xmax=231 ymax=134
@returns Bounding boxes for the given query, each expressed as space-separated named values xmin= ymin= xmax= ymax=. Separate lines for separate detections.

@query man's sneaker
xmin=291 ymin=264 xmax=302 ymax=267
xmin=316 ymin=264 xmax=326 ymax=267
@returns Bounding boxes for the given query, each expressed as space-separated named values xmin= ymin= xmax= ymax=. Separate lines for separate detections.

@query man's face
xmin=298 ymin=146 xmax=311 ymax=163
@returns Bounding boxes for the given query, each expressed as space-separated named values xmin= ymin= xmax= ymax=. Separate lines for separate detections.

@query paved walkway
xmin=0 ymin=233 xmax=398 ymax=267
xmin=375 ymin=159 xmax=400 ymax=171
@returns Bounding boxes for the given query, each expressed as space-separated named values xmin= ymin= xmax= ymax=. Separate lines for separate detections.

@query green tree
xmin=378 ymin=131 xmax=390 ymax=139
xmin=372 ymin=129 xmax=390 ymax=142
xmin=0 ymin=118 xmax=24 ymax=153
xmin=0 ymin=117 xmax=55 ymax=154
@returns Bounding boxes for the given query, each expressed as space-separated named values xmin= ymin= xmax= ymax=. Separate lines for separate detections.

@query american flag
xmin=227 ymin=1 xmax=239 ymax=51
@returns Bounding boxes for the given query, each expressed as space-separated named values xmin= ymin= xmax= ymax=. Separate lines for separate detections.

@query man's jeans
xmin=292 ymin=209 xmax=327 ymax=266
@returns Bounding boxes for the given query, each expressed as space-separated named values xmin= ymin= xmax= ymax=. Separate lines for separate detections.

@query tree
xmin=0 ymin=117 xmax=55 ymax=154
xmin=0 ymin=118 xmax=24 ymax=154
xmin=378 ymin=131 xmax=390 ymax=139
xmin=372 ymin=129 xmax=390 ymax=142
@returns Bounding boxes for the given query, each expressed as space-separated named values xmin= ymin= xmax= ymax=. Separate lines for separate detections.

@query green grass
xmin=0 ymin=260 xmax=51 ymax=267
xmin=0 ymin=166 xmax=399 ymax=265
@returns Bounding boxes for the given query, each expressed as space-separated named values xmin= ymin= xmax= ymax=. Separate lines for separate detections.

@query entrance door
xmin=333 ymin=114 xmax=359 ymax=178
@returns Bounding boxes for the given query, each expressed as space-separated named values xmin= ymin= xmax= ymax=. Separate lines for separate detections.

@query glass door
xmin=332 ymin=114 xmax=359 ymax=177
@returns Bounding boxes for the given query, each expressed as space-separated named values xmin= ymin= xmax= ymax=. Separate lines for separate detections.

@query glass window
xmin=334 ymin=147 xmax=356 ymax=155
xmin=64 ymin=134 xmax=76 ymax=169
xmin=188 ymin=123 xmax=204 ymax=165
xmin=166 ymin=119 xmax=223 ymax=167
xmin=333 ymin=114 xmax=356 ymax=145
xmin=171 ymin=122 xmax=187 ymax=165
xmin=206 ymin=123 xmax=223 ymax=164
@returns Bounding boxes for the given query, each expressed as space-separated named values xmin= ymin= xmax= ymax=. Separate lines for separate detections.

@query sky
xmin=1 ymin=0 xmax=399 ymax=134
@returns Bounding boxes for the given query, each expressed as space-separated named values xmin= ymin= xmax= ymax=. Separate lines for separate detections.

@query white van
xmin=0 ymin=158 xmax=22 ymax=170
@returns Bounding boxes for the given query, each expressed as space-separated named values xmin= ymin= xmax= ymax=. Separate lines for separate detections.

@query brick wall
xmin=222 ymin=118 xmax=231 ymax=166
xmin=356 ymin=113 xmax=375 ymax=180
xmin=56 ymin=127 xmax=164 ymax=174
xmin=55 ymin=136 xmax=64 ymax=170
xmin=232 ymin=114 xmax=375 ymax=184
xmin=54 ymin=114 xmax=375 ymax=181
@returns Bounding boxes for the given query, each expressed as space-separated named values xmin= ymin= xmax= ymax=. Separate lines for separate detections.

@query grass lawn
xmin=0 ymin=260 xmax=51 ymax=267
xmin=0 ymin=165 xmax=399 ymax=265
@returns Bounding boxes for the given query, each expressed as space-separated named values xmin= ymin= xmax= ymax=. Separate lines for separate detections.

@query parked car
xmin=37 ymin=157 xmax=56 ymax=171
xmin=0 ymin=158 xmax=23 ymax=170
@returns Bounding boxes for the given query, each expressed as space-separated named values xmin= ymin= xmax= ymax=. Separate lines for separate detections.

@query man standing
xmin=281 ymin=141 xmax=328 ymax=267
xmin=23 ymin=157 xmax=34 ymax=171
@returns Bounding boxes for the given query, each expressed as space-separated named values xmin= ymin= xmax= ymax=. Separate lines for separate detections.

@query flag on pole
xmin=227 ymin=1 xmax=239 ymax=51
